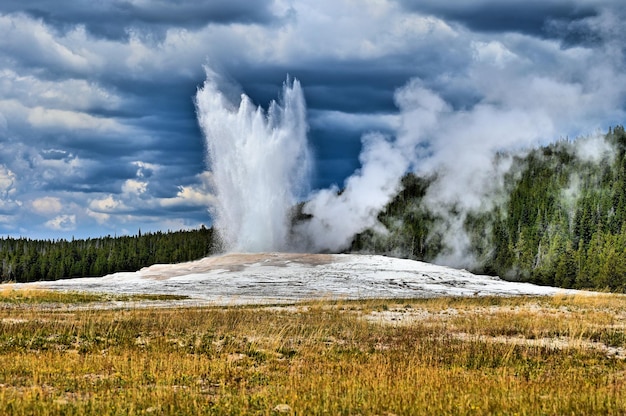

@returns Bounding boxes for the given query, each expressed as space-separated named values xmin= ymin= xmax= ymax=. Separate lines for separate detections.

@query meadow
xmin=1 ymin=287 xmax=625 ymax=415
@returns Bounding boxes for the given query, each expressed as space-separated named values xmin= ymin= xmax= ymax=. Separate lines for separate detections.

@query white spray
xmin=195 ymin=70 xmax=410 ymax=254
xmin=195 ymin=71 xmax=311 ymax=252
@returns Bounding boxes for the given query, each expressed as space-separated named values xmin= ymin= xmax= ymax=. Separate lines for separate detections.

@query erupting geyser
xmin=195 ymin=71 xmax=311 ymax=252
xmin=196 ymin=71 xmax=410 ymax=254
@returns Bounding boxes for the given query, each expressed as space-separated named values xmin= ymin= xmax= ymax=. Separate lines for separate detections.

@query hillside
xmin=353 ymin=126 xmax=626 ymax=292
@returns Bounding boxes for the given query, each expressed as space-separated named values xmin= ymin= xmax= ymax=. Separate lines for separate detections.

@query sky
xmin=0 ymin=0 xmax=625 ymax=240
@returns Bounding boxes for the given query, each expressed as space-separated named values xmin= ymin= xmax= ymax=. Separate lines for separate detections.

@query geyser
xmin=195 ymin=72 xmax=311 ymax=252
xmin=196 ymin=72 xmax=410 ymax=254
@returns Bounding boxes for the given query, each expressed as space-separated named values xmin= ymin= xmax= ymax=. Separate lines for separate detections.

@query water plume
xmin=195 ymin=70 xmax=311 ymax=252
xmin=196 ymin=70 xmax=409 ymax=254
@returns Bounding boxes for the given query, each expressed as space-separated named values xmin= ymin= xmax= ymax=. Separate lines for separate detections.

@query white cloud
xmin=122 ymin=179 xmax=148 ymax=195
xmin=208 ymin=0 xmax=458 ymax=65
xmin=37 ymin=153 xmax=86 ymax=180
xmin=132 ymin=161 xmax=159 ymax=178
xmin=160 ymin=171 xmax=215 ymax=208
xmin=166 ymin=185 xmax=216 ymax=207
xmin=87 ymin=210 xmax=110 ymax=225
xmin=31 ymin=197 xmax=63 ymax=216
xmin=27 ymin=106 xmax=122 ymax=132
xmin=0 ymin=97 xmax=128 ymax=146
xmin=89 ymin=195 xmax=128 ymax=213
xmin=0 ymin=69 xmax=121 ymax=112
xmin=471 ymin=40 xmax=518 ymax=67
xmin=0 ymin=165 xmax=16 ymax=198
xmin=0 ymin=14 xmax=94 ymax=73
xmin=45 ymin=214 xmax=76 ymax=231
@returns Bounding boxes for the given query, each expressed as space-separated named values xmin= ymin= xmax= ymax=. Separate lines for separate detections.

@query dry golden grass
xmin=0 ymin=286 xmax=107 ymax=304
xmin=0 ymin=290 xmax=625 ymax=415
xmin=0 ymin=286 xmax=188 ymax=304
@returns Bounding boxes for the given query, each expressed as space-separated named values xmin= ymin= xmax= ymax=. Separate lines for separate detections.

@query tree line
xmin=0 ymin=227 xmax=217 ymax=283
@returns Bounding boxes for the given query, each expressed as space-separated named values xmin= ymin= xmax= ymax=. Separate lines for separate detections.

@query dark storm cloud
xmin=397 ymin=0 xmax=597 ymax=36
xmin=308 ymin=127 xmax=364 ymax=188
xmin=0 ymin=0 xmax=623 ymax=240
xmin=238 ymin=74 xmax=400 ymax=114
xmin=230 ymin=54 xmax=456 ymax=113
xmin=0 ymin=0 xmax=278 ymax=39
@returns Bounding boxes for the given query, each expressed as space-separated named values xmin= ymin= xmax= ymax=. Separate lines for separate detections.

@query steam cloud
xmin=300 ymin=64 xmax=625 ymax=261
xmin=197 ymin=7 xmax=626 ymax=262
xmin=393 ymin=52 xmax=626 ymax=267
xmin=297 ymin=132 xmax=410 ymax=253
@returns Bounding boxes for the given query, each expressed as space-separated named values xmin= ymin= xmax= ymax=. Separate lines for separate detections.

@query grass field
xmin=1 ymin=288 xmax=625 ymax=415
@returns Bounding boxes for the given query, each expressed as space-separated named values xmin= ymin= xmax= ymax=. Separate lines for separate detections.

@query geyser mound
xmin=23 ymin=252 xmax=581 ymax=304
xmin=195 ymin=72 xmax=311 ymax=253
